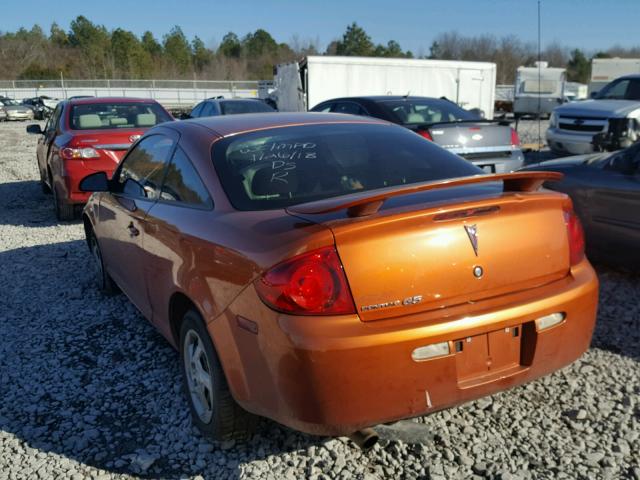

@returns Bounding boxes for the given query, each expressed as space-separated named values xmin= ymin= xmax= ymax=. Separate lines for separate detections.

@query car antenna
xmin=403 ymin=91 xmax=411 ymax=99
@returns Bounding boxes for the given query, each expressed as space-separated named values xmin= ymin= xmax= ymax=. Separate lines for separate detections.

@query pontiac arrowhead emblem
xmin=464 ymin=224 xmax=479 ymax=256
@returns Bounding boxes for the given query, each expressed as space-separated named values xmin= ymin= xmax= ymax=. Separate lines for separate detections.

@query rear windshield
xmin=69 ymin=102 xmax=172 ymax=130
xmin=212 ymin=123 xmax=481 ymax=211
xmin=381 ymin=99 xmax=478 ymax=125
xmin=220 ymin=100 xmax=275 ymax=115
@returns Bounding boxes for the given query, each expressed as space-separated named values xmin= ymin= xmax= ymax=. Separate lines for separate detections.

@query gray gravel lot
xmin=0 ymin=120 xmax=638 ymax=480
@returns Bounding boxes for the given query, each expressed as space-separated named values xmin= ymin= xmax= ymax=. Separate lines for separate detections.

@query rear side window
xmin=161 ymin=147 xmax=213 ymax=208
xmin=212 ymin=123 xmax=481 ymax=211
xmin=332 ymin=102 xmax=367 ymax=116
xmin=116 ymin=135 xmax=174 ymax=199
xmin=201 ymin=102 xmax=217 ymax=117
xmin=190 ymin=103 xmax=205 ymax=117
xmin=219 ymin=100 xmax=274 ymax=115
xmin=69 ymin=102 xmax=172 ymax=130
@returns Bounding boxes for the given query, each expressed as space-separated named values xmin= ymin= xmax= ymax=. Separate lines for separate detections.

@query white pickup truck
xmin=546 ymin=74 xmax=640 ymax=154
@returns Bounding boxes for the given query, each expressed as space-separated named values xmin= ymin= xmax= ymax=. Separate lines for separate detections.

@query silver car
xmin=311 ymin=96 xmax=525 ymax=173
xmin=0 ymin=98 xmax=35 ymax=121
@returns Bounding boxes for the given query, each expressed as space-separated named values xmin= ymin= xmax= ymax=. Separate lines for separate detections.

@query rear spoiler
xmin=287 ymin=171 xmax=563 ymax=218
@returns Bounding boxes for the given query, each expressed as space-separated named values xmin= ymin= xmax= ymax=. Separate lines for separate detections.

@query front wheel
xmin=180 ymin=310 xmax=257 ymax=441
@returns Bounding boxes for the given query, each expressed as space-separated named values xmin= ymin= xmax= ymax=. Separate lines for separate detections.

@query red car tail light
xmin=510 ymin=128 xmax=520 ymax=147
xmin=564 ymin=208 xmax=585 ymax=266
xmin=255 ymin=247 xmax=356 ymax=315
xmin=61 ymin=147 xmax=100 ymax=160
xmin=417 ymin=130 xmax=433 ymax=141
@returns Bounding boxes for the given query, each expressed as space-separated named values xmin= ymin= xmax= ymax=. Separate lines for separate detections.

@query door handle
xmin=127 ymin=222 xmax=140 ymax=237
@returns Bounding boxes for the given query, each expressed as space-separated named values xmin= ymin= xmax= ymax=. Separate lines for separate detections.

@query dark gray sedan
xmin=522 ymin=145 xmax=640 ymax=266
xmin=310 ymin=96 xmax=524 ymax=173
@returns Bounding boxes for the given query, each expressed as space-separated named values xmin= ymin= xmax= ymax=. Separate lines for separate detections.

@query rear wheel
xmin=51 ymin=175 xmax=75 ymax=221
xmin=180 ymin=310 xmax=257 ymax=441
xmin=88 ymin=229 xmax=117 ymax=295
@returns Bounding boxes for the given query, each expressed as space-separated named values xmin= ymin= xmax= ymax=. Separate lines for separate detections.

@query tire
xmin=40 ymin=168 xmax=51 ymax=194
xmin=180 ymin=310 xmax=257 ymax=442
xmin=87 ymin=229 xmax=118 ymax=295
xmin=51 ymin=175 xmax=75 ymax=221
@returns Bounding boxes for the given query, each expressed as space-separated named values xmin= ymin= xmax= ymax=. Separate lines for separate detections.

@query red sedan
xmin=27 ymin=97 xmax=173 ymax=220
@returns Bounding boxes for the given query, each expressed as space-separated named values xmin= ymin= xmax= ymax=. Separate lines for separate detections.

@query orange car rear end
xmin=81 ymin=114 xmax=598 ymax=442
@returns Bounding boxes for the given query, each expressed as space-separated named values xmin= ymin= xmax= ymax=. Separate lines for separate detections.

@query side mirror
xmin=26 ymin=124 xmax=43 ymax=135
xmin=79 ymin=171 xmax=109 ymax=192
xmin=468 ymin=108 xmax=485 ymax=119
xmin=590 ymin=91 xmax=599 ymax=99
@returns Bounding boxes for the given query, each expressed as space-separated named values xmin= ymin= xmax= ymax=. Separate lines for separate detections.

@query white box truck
xmin=590 ymin=58 xmax=640 ymax=95
xmin=269 ymin=56 xmax=497 ymax=118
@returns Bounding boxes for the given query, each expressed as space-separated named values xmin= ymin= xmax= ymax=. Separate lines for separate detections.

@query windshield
xmin=212 ymin=123 xmax=481 ymax=211
xmin=595 ymin=78 xmax=640 ymax=100
xmin=380 ymin=98 xmax=478 ymax=125
xmin=220 ymin=100 xmax=275 ymax=115
xmin=69 ymin=102 xmax=172 ymax=130
xmin=1 ymin=99 xmax=19 ymax=106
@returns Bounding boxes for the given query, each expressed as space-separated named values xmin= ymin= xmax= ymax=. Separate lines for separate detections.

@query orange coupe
xmin=79 ymin=113 xmax=598 ymax=444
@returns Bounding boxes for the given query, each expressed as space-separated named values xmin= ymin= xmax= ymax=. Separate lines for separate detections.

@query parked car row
xmin=22 ymin=88 xmax=636 ymax=448
xmin=1 ymin=95 xmax=59 ymax=121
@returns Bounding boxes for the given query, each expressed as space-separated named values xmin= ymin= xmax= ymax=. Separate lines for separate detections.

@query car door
xmin=38 ymin=104 xmax=63 ymax=181
xmin=584 ymin=149 xmax=640 ymax=259
xmin=97 ymin=132 xmax=177 ymax=318
xmin=139 ymin=144 xmax=214 ymax=338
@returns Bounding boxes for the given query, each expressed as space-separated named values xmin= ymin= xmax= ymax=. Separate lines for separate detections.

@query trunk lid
xmin=420 ymin=123 xmax=511 ymax=153
xmin=290 ymin=182 xmax=569 ymax=322
xmin=69 ymin=130 xmax=143 ymax=170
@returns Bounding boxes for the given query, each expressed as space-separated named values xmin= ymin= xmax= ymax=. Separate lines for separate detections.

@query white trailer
xmin=590 ymin=58 xmax=640 ymax=95
xmin=272 ymin=56 xmax=497 ymax=118
xmin=513 ymin=62 xmax=566 ymax=118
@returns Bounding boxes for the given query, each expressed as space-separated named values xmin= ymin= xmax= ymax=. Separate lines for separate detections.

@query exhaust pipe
xmin=348 ymin=427 xmax=379 ymax=450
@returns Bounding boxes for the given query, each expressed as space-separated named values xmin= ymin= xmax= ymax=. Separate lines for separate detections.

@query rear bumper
xmin=58 ymin=160 xmax=116 ymax=205
xmin=546 ymin=128 xmax=596 ymax=155
xmin=210 ymin=260 xmax=598 ymax=436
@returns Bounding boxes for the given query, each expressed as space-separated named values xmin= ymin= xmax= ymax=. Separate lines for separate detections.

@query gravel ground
xmin=0 ymin=120 xmax=638 ymax=480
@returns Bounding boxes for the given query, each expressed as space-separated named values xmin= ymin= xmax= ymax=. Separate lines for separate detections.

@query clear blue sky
xmin=2 ymin=0 xmax=638 ymax=54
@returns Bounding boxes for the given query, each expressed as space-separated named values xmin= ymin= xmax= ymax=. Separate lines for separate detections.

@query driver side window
xmin=46 ymin=105 xmax=62 ymax=133
xmin=116 ymin=135 xmax=174 ymax=199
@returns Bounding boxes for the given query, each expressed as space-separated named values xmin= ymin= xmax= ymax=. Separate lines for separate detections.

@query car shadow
xmin=590 ymin=262 xmax=640 ymax=361
xmin=0 ymin=240 xmax=332 ymax=479
xmin=0 ymin=241 xmax=637 ymax=478
xmin=0 ymin=180 xmax=81 ymax=227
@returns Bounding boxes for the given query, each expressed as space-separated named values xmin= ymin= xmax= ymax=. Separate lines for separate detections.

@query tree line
xmin=0 ymin=17 xmax=638 ymax=83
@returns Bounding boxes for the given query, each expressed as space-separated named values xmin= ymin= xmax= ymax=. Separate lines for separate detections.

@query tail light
xmin=255 ymin=246 xmax=356 ymax=315
xmin=417 ymin=130 xmax=433 ymax=141
xmin=510 ymin=128 xmax=520 ymax=147
xmin=564 ymin=208 xmax=585 ymax=266
xmin=61 ymin=147 xmax=100 ymax=160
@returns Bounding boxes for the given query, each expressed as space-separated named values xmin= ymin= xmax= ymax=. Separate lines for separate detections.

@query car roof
xmin=205 ymin=98 xmax=265 ymax=104
xmin=322 ymin=95 xmax=443 ymax=103
xmin=617 ymin=74 xmax=640 ymax=80
xmin=169 ymin=112 xmax=389 ymax=137
xmin=66 ymin=96 xmax=161 ymax=106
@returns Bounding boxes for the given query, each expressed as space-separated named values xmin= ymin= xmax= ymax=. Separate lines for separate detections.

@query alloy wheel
xmin=183 ymin=329 xmax=214 ymax=423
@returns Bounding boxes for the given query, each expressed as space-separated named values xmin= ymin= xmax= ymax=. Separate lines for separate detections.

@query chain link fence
xmin=0 ymin=79 xmax=261 ymax=108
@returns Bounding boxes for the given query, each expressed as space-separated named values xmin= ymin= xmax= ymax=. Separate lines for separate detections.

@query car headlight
xmin=549 ymin=112 xmax=558 ymax=128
